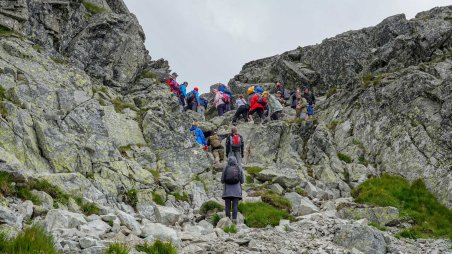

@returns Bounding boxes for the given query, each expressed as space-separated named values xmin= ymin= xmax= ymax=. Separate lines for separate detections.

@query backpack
xmin=257 ymin=94 xmax=266 ymax=106
xmin=210 ymin=135 xmax=222 ymax=149
xmin=200 ymin=97 xmax=208 ymax=108
xmin=186 ymin=91 xmax=196 ymax=103
xmin=230 ymin=134 xmax=241 ymax=150
xmin=222 ymin=93 xmax=230 ymax=104
xmin=224 ymin=165 xmax=240 ymax=184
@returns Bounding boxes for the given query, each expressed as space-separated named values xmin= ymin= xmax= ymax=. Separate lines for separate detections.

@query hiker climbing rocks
xmin=207 ymin=131 xmax=225 ymax=165
xmin=275 ymin=91 xmax=286 ymax=106
xmin=276 ymin=81 xmax=290 ymax=102
xmin=190 ymin=122 xmax=207 ymax=147
xmin=232 ymin=94 xmax=249 ymax=125
xmin=198 ymin=96 xmax=208 ymax=121
xmin=186 ymin=87 xmax=200 ymax=112
xmin=166 ymin=72 xmax=180 ymax=96
xmin=221 ymin=156 xmax=244 ymax=224
xmin=263 ymin=91 xmax=283 ymax=121
xmin=225 ymin=127 xmax=244 ymax=166
xmin=179 ymin=81 xmax=188 ymax=111
xmin=219 ymin=84 xmax=233 ymax=112
xmin=303 ymin=87 xmax=316 ymax=117
xmin=248 ymin=87 xmax=267 ymax=124
xmin=296 ymin=92 xmax=308 ymax=120
xmin=213 ymin=89 xmax=226 ymax=117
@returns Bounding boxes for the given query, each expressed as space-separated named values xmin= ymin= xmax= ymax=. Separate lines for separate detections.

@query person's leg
xmin=224 ymin=197 xmax=232 ymax=219
xmin=232 ymin=108 xmax=241 ymax=124
xmin=219 ymin=149 xmax=225 ymax=163
xmin=220 ymin=104 xmax=226 ymax=116
xmin=213 ymin=149 xmax=220 ymax=164
xmin=234 ymin=151 xmax=242 ymax=166
xmin=232 ymin=198 xmax=239 ymax=221
xmin=192 ymin=102 xmax=198 ymax=112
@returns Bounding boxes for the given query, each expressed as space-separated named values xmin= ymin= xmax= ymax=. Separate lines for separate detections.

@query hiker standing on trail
xmin=207 ymin=131 xmax=225 ymax=165
xmin=248 ymin=88 xmax=267 ymax=124
xmin=232 ymin=94 xmax=249 ymax=125
xmin=218 ymin=84 xmax=233 ymax=112
xmin=190 ymin=122 xmax=207 ymax=147
xmin=303 ymin=87 xmax=316 ymax=118
xmin=290 ymin=88 xmax=302 ymax=109
xmin=179 ymin=81 xmax=188 ymax=111
xmin=213 ymin=89 xmax=226 ymax=117
xmin=186 ymin=87 xmax=200 ymax=112
xmin=221 ymin=156 xmax=244 ymax=224
xmin=263 ymin=91 xmax=283 ymax=121
xmin=225 ymin=127 xmax=244 ymax=166
xmin=166 ymin=72 xmax=180 ymax=96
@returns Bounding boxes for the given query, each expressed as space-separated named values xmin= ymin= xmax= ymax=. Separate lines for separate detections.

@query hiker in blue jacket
xmin=179 ymin=82 xmax=188 ymax=111
xmin=186 ymin=87 xmax=200 ymax=112
xmin=190 ymin=122 xmax=207 ymax=146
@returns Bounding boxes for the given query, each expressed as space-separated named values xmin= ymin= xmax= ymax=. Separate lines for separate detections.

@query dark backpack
xmin=224 ymin=165 xmax=240 ymax=184
xmin=200 ymin=97 xmax=208 ymax=108
xmin=230 ymin=134 xmax=241 ymax=150
xmin=186 ymin=91 xmax=196 ymax=103
xmin=257 ymin=94 xmax=266 ymax=106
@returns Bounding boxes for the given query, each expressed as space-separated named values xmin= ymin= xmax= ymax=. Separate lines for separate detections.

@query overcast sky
xmin=124 ymin=0 xmax=450 ymax=92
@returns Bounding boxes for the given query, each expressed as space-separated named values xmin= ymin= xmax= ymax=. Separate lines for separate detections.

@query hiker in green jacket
xmin=263 ymin=91 xmax=283 ymax=121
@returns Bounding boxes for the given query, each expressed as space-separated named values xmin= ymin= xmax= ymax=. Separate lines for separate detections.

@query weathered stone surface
xmin=154 ymin=205 xmax=181 ymax=226
xmin=333 ymin=224 xmax=387 ymax=254
xmin=45 ymin=209 xmax=87 ymax=231
xmin=140 ymin=222 xmax=179 ymax=243
xmin=115 ymin=210 xmax=141 ymax=235
xmin=338 ymin=204 xmax=399 ymax=225
xmin=285 ymin=192 xmax=319 ymax=216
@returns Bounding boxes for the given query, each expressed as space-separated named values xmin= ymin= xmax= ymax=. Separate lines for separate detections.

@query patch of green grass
xmin=126 ymin=189 xmax=138 ymax=208
xmin=245 ymin=166 xmax=264 ymax=176
xmin=326 ymin=87 xmax=337 ymax=99
xmin=369 ymin=222 xmax=387 ymax=231
xmin=152 ymin=191 xmax=165 ymax=206
xmin=118 ymin=145 xmax=132 ymax=157
xmin=238 ymin=202 xmax=291 ymax=228
xmin=326 ymin=120 xmax=340 ymax=131
xmin=32 ymin=44 xmax=42 ymax=52
xmin=140 ymin=70 xmax=157 ymax=80
xmin=82 ymin=0 xmax=107 ymax=14
xmin=253 ymin=190 xmax=291 ymax=211
xmin=78 ymin=201 xmax=100 ymax=216
xmin=245 ymin=175 xmax=254 ymax=184
xmin=337 ymin=152 xmax=352 ymax=163
xmin=294 ymin=187 xmax=306 ymax=197
xmin=223 ymin=224 xmax=237 ymax=234
xmin=211 ymin=214 xmax=221 ymax=227
xmin=135 ymin=240 xmax=177 ymax=254
xmin=358 ymin=155 xmax=369 ymax=166
xmin=112 ymin=97 xmax=136 ymax=113
xmin=0 ymin=172 xmax=41 ymax=205
xmin=0 ymin=225 xmax=58 ymax=254
xmin=352 ymin=174 xmax=452 ymax=239
xmin=0 ymin=25 xmax=18 ymax=37
xmin=171 ymin=191 xmax=189 ymax=202
xmin=50 ymin=56 xmax=68 ymax=65
xmin=192 ymin=174 xmax=208 ymax=192
xmin=149 ymin=169 xmax=160 ymax=180
xmin=361 ymin=73 xmax=385 ymax=88
xmin=30 ymin=179 xmax=70 ymax=206
xmin=200 ymin=200 xmax=224 ymax=215
xmin=104 ymin=242 xmax=130 ymax=254
xmin=16 ymin=186 xmax=42 ymax=205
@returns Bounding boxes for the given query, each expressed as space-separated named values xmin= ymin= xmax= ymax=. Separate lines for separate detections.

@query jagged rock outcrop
xmin=0 ymin=1 xmax=451 ymax=253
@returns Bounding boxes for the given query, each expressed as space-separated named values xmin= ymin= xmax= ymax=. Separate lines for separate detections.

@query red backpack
xmin=222 ymin=93 xmax=230 ymax=103
xmin=230 ymin=134 xmax=241 ymax=150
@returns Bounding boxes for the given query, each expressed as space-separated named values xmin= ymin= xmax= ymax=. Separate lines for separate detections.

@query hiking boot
xmin=232 ymin=219 xmax=237 ymax=225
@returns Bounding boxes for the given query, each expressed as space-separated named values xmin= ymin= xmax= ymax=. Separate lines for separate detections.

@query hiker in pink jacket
xmin=213 ymin=89 xmax=226 ymax=116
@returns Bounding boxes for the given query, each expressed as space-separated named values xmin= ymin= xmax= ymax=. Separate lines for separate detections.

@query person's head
xmin=276 ymin=91 xmax=282 ymax=97
xmin=194 ymin=87 xmax=199 ymax=92
xmin=228 ymin=156 xmax=238 ymax=166
xmin=192 ymin=121 xmax=199 ymax=127
xmin=171 ymin=72 xmax=178 ymax=79
xmin=231 ymin=127 xmax=238 ymax=134
xmin=238 ymin=94 xmax=244 ymax=99
xmin=212 ymin=88 xmax=218 ymax=94
xmin=183 ymin=81 xmax=188 ymax=86
xmin=276 ymin=81 xmax=283 ymax=88
xmin=262 ymin=91 xmax=269 ymax=98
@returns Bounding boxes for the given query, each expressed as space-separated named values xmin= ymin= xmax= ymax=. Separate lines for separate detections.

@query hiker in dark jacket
xmin=232 ymin=94 xmax=249 ymax=125
xmin=225 ymin=127 xmax=244 ymax=166
xmin=303 ymin=87 xmax=316 ymax=117
xmin=221 ymin=156 xmax=244 ymax=224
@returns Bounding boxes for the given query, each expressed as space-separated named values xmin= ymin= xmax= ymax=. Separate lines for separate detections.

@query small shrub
xmin=253 ymin=190 xmax=291 ymax=211
xmin=30 ymin=179 xmax=70 ymax=206
xmin=16 ymin=186 xmax=42 ymax=205
xmin=245 ymin=166 xmax=264 ymax=176
xmin=152 ymin=191 xmax=165 ymax=205
xmin=80 ymin=202 xmax=100 ymax=216
xmin=245 ymin=175 xmax=254 ymax=184
xmin=326 ymin=87 xmax=337 ymax=98
xmin=149 ymin=169 xmax=160 ymax=180
xmin=352 ymin=174 xmax=452 ymax=239
xmin=326 ymin=120 xmax=340 ymax=131
xmin=0 ymin=25 xmax=17 ymax=37
xmin=238 ymin=202 xmax=290 ymax=228
xmin=104 ymin=242 xmax=130 ymax=254
xmin=112 ymin=97 xmax=136 ymax=113
xmin=337 ymin=153 xmax=352 ymax=163
xmin=211 ymin=214 xmax=221 ymax=226
xmin=82 ymin=0 xmax=107 ymax=14
xmin=294 ymin=187 xmax=306 ymax=197
xmin=223 ymin=224 xmax=237 ymax=234
xmin=0 ymin=172 xmax=41 ymax=205
xmin=200 ymin=200 xmax=224 ymax=215
xmin=135 ymin=240 xmax=177 ymax=254
xmin=369 ymin=222 xmax=386 ymax=231
xmin=126 ymin=189 xmax=138 ymax=207
xmin=171 ymin=192 xmax=189 ymax=202
xmin=0 ymin=225 xmax=58 ymax=254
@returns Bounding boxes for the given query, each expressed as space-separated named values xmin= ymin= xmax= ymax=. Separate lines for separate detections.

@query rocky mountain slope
xmin=0 ymin=1 xmax=450 ymax=253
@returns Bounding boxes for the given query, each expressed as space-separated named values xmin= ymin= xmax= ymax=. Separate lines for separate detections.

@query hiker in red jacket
xmin=166 ymin=72 xmax=180 ymax=96
xmin=248 ymin=92 xmax=267 ymax=124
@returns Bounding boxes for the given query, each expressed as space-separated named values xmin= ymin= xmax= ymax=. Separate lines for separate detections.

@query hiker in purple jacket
xmin=221 ymin=156 xmax=244 ymax=224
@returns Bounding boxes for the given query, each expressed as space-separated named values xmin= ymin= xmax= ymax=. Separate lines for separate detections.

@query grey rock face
xmin=333 ymin=224 xmax=387 ymax=254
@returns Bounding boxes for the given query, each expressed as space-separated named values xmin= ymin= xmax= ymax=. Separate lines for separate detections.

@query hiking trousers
xmin=228 ymin=150 xmax=242 ymax=166
xmin=232 ymin=106 xmax=248 ymax=124
xmin=249 ymin=108 xmax=264 ymax=123
xmin=224 ymin=197 xmax=239 ymax=220
xmin=212 ymin=148 xmax=225 ymax=164
xmin=217 ymin=104 xmax=226 ymax=117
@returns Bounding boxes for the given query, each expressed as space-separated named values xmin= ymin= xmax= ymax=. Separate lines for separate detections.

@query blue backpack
xmin=254 ymin=86 xmax=264 ymax=94
xmin=186 ymin=91 xmax=196 ymax=103
xmin=200 ymin=97 xmax=208 ymax=108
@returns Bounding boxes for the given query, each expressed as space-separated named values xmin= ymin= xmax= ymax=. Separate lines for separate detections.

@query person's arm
xmin=196 ymin=92 xmax=201 ymax=105
xmin=225 ymin=135 xmax=230 ymax=155
xmin=240 ymin=135 xmax=244 ymax=158
xmin=221 ymin=167 xmax=226 ymax=184
xmin=239 ymin=167 xmax=245 ymax=184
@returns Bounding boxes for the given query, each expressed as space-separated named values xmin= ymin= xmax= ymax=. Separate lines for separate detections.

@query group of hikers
xmin=167 ymin=74 xmax=317 ymax=224
xmin=166 ymin=74 xmax=316 ymax=124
